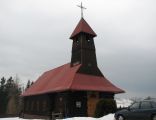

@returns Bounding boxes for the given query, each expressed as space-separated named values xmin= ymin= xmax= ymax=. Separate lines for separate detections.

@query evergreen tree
xmin=6 ymin=77 xmax=21 ymax=115
xmin=0 ymin=77 xmax=6 ymax=89
xmin=0 ymin=77 xmax=7 ymax=114
xmin=0 ymin=76 xmax=22 ymax=115
xmin=26 ymin=80 xmax=32 ymax=90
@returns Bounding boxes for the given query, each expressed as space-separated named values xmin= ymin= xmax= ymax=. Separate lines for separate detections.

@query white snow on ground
xmin=0 ymin=114 xmax=114 ymax=120
xmin=63 ymin=114 xmax=114 ymax=120
xmin=0 ymin=99 xmax=132 ymax=120
xmin=0 ymin=118 xmax=42 ymax=120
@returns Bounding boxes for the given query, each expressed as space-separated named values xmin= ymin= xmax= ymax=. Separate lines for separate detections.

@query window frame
xmin=151 ymin=101 xmax=156 ymax=108
xmin=140 ymin=101 xmax=152 ymax=109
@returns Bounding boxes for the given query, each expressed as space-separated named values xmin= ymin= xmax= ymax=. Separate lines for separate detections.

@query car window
xmin=130 ymin=102 xmax=140 ymax=109
xmin=151 ymin=101 xmax=156 ymax=108
xmin=140 ymin=101 xmax=152 ymax=109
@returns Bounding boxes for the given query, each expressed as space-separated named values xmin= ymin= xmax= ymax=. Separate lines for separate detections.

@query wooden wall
xmin=22 ymin=91 xmax=114 ymax=118
xmin=23 ymin=94 xmax=55 ymax=116
xmin=53 ymin=91 xmax=87 ymax=117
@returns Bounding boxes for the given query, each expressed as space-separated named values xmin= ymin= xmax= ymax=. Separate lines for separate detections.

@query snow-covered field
xmin=0 ymin=114 xmax=114 ymax=120
xmin=0 ymin=99 xmax=132 ymax=120
xmin=63 ymin=114 xmax=114 ymax=120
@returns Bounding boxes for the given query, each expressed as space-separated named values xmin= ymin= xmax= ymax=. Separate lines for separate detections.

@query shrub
xmin=94 ymin=98 xmax=117 ymax=118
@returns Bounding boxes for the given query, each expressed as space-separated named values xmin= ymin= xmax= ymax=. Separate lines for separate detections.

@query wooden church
xmin=21 ymin=9 xmax=124 ymax=119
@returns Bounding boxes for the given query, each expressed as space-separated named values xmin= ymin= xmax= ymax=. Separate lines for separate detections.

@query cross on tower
xmin=77 ymin=2 xmax=86 ymax=18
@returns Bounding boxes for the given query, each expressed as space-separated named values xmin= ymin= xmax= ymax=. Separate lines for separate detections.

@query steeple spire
xmin=77 ymin=2 xmax=86 ymax=18
xmin=70 ymin=18 xmax=97 ymax=39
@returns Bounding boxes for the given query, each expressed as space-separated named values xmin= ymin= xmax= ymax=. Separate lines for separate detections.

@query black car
xmin=114 ymin=100 xmax=156 ymax=120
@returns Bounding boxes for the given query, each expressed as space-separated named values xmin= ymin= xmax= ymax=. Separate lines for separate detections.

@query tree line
xmin=0 ymin=76 xmax=33 ymax=116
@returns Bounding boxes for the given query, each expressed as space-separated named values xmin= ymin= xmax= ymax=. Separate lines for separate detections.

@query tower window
xmin=86 ymin=36 xmax=92 ymax=44
xmin=76 ymin=38 xmax=79 ymax=45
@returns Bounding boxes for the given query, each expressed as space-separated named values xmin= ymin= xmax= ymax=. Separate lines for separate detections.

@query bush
xmin=94 ymin=98 xmax=117 ymax=118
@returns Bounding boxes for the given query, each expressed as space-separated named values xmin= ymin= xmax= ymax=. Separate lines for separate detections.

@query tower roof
xmin=70 ymin=18 xmax=97 ymax=39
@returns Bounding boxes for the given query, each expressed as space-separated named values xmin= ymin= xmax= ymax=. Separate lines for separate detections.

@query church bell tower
xmin=70 ymin=18 xmax=103 ymax=76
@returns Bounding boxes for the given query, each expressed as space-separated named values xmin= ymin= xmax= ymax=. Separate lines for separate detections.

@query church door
xmin=87 ymin=92 xmax=99 ymax=117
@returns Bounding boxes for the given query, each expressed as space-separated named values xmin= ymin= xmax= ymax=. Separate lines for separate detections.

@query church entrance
xmin=87 ymin=92 xmax=99 ymax=117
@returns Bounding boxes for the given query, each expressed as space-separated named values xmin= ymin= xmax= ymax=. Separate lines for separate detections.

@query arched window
xmin=43 ymin=100 xmax=47 ymax=112
xmin=36 ymin=101 xmax=40 ymax=111
xmin=31 ymin=101 xmax=34 ymax=111
xmin=26 ymin=101 xmax=29 ymax=111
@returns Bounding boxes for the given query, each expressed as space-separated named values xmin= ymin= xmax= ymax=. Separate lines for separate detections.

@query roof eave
xmin=69 ymin=32 xmax=97 ymax=39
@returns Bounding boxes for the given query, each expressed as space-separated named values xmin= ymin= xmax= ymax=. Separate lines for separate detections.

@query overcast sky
xmin=0 ymin=0 xmax=156 ymax=98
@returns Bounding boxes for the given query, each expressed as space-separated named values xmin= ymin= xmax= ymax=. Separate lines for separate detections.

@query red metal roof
xmin=71 ymin=73 xmax=124 ymax=93
xmin=70 ymin=18 xmax=97 ymax=39
xmin=22 ymin=63 xmax=124 ymax=96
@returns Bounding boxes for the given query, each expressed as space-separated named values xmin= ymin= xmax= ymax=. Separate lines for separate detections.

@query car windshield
xmin=151 ymin=101 xmax=156 ymax=108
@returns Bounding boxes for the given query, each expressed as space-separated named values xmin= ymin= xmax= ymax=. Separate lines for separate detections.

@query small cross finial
xmin=77 ymin=2 xmax=86 ymax=18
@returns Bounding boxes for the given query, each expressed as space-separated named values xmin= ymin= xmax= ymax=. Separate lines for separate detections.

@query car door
xmin=128 ymin=102 xmax=141 ymax=120
xmin=139 ymin=101 xmax=153 ymax=120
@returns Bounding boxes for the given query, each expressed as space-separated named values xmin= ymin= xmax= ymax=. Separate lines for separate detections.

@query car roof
xmin=143 ymin=99 xmax=156 ymax=101
xmin=132 ymin=99 xmax=156 ymax=103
